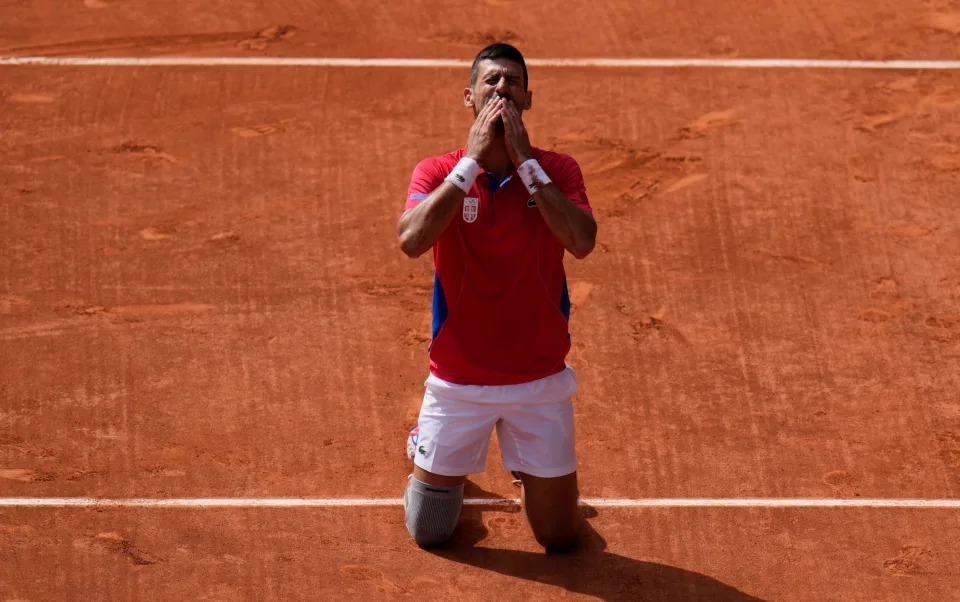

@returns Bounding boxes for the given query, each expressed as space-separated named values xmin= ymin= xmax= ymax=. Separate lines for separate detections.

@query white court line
xmin=2 ymin=56 xmax=960 ymax=69
xmin=2 ymin=498 xmax=960 ymax=508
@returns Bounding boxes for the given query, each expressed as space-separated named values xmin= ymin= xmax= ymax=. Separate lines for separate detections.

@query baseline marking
xmin=2 ymin=57 xmax=960 ymax=70
xmin=2 ymin=498 xmax=960 ymax=508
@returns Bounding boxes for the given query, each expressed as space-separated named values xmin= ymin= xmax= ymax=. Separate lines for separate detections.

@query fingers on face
xmin=503 ymin=102 xmax=521 ymax=130
xmin=476 ymin=98 xmax=500 ymax=129
xmin=481 ymin=95 xmax=498 ymax=114
xmin=505 ymin=100 xmax=520 ymax=121
xmin=488 ymin=100 xmax=505 ymax=125
xmin=477 ymin=95 xmax=494 ymax=115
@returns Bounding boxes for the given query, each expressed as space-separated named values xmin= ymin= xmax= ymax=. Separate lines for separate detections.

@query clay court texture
xmin=2 ymin=1 xmax=960 ymax=600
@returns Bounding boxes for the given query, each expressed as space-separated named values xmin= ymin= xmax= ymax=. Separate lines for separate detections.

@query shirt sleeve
xmin=549 ymin=154 xmax=592 ymax=214
xmin=405 ymin=158 xmax=446 ymax=210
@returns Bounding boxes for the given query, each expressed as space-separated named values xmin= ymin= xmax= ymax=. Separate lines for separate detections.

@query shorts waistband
xmin=424 ymin=363 xmax=578 ymax=404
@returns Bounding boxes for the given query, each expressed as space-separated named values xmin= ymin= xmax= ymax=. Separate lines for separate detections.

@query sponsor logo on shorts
xmin=462 ymin=197 xmax=479 ymax=223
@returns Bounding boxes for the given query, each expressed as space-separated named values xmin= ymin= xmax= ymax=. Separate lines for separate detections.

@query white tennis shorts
xmin=413 ymin=364 xmax=578 ymax=478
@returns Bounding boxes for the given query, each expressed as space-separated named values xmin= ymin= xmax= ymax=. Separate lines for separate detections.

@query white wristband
xmin=444 ymin=157 xmax=482 ymax=193
xmin=517 ymin=159 xmax=552 ymax=194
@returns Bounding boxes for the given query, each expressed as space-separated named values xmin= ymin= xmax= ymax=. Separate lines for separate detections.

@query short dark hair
xmin=469 ymin=43 xmax=528 ymax=91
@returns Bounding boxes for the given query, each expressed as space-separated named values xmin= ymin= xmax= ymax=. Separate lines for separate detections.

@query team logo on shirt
xmin=462 ymin=197 xmax=479 ymax=223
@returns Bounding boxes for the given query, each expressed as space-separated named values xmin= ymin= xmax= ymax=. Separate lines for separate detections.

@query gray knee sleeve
xmin=404 ymin=477 xmax=464 ymax=547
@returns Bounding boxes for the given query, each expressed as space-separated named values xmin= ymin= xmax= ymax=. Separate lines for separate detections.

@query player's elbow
xmin=570 ymin=241 xmax=594 ymax=260
xmin=398 ymin=232 xmax=426 ymax=259
xmin=570 ymin=223 xmax=597 ymax=259
xmin=397 ymin=216 xmax=423 ymax=258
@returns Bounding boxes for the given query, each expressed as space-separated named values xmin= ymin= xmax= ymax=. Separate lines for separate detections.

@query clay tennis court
xmin=2 ymin=1 xmax=960 ymax=599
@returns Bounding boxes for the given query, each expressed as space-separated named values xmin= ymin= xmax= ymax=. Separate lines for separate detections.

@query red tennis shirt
xmin=405 ymin=147 xmax=592 ymax=385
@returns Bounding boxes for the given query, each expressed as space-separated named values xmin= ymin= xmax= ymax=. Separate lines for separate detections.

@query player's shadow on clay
xmin=434 ymin=480 xmax=765 ymax=602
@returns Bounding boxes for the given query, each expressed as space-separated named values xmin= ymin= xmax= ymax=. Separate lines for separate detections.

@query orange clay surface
xmin=2 ymin=1 xmax=960 ymax=600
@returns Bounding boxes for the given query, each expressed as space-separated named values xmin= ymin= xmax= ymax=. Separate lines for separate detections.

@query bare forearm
xmin=534 ymin=184 xmax=597 ymax=259
xmin=500 ymin=104 xmax=595 ymax=259
xmin=397 ymin=182 xmax=465 ymax=258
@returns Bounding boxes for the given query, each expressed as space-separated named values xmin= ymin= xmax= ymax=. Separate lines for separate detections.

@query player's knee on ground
xmin=531 ymin=520 xmax=580 ymax=553
xmin=536 ymin=530 xmax=579 ymax=553
xmin=404 ymin=477 xmax=464 ymax=547
xmin=519 ymin=471 xmax=581 ymax=553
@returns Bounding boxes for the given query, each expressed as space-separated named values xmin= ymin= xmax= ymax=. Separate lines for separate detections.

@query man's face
xmin=468 ymin=58 xmax=530 ymax=119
